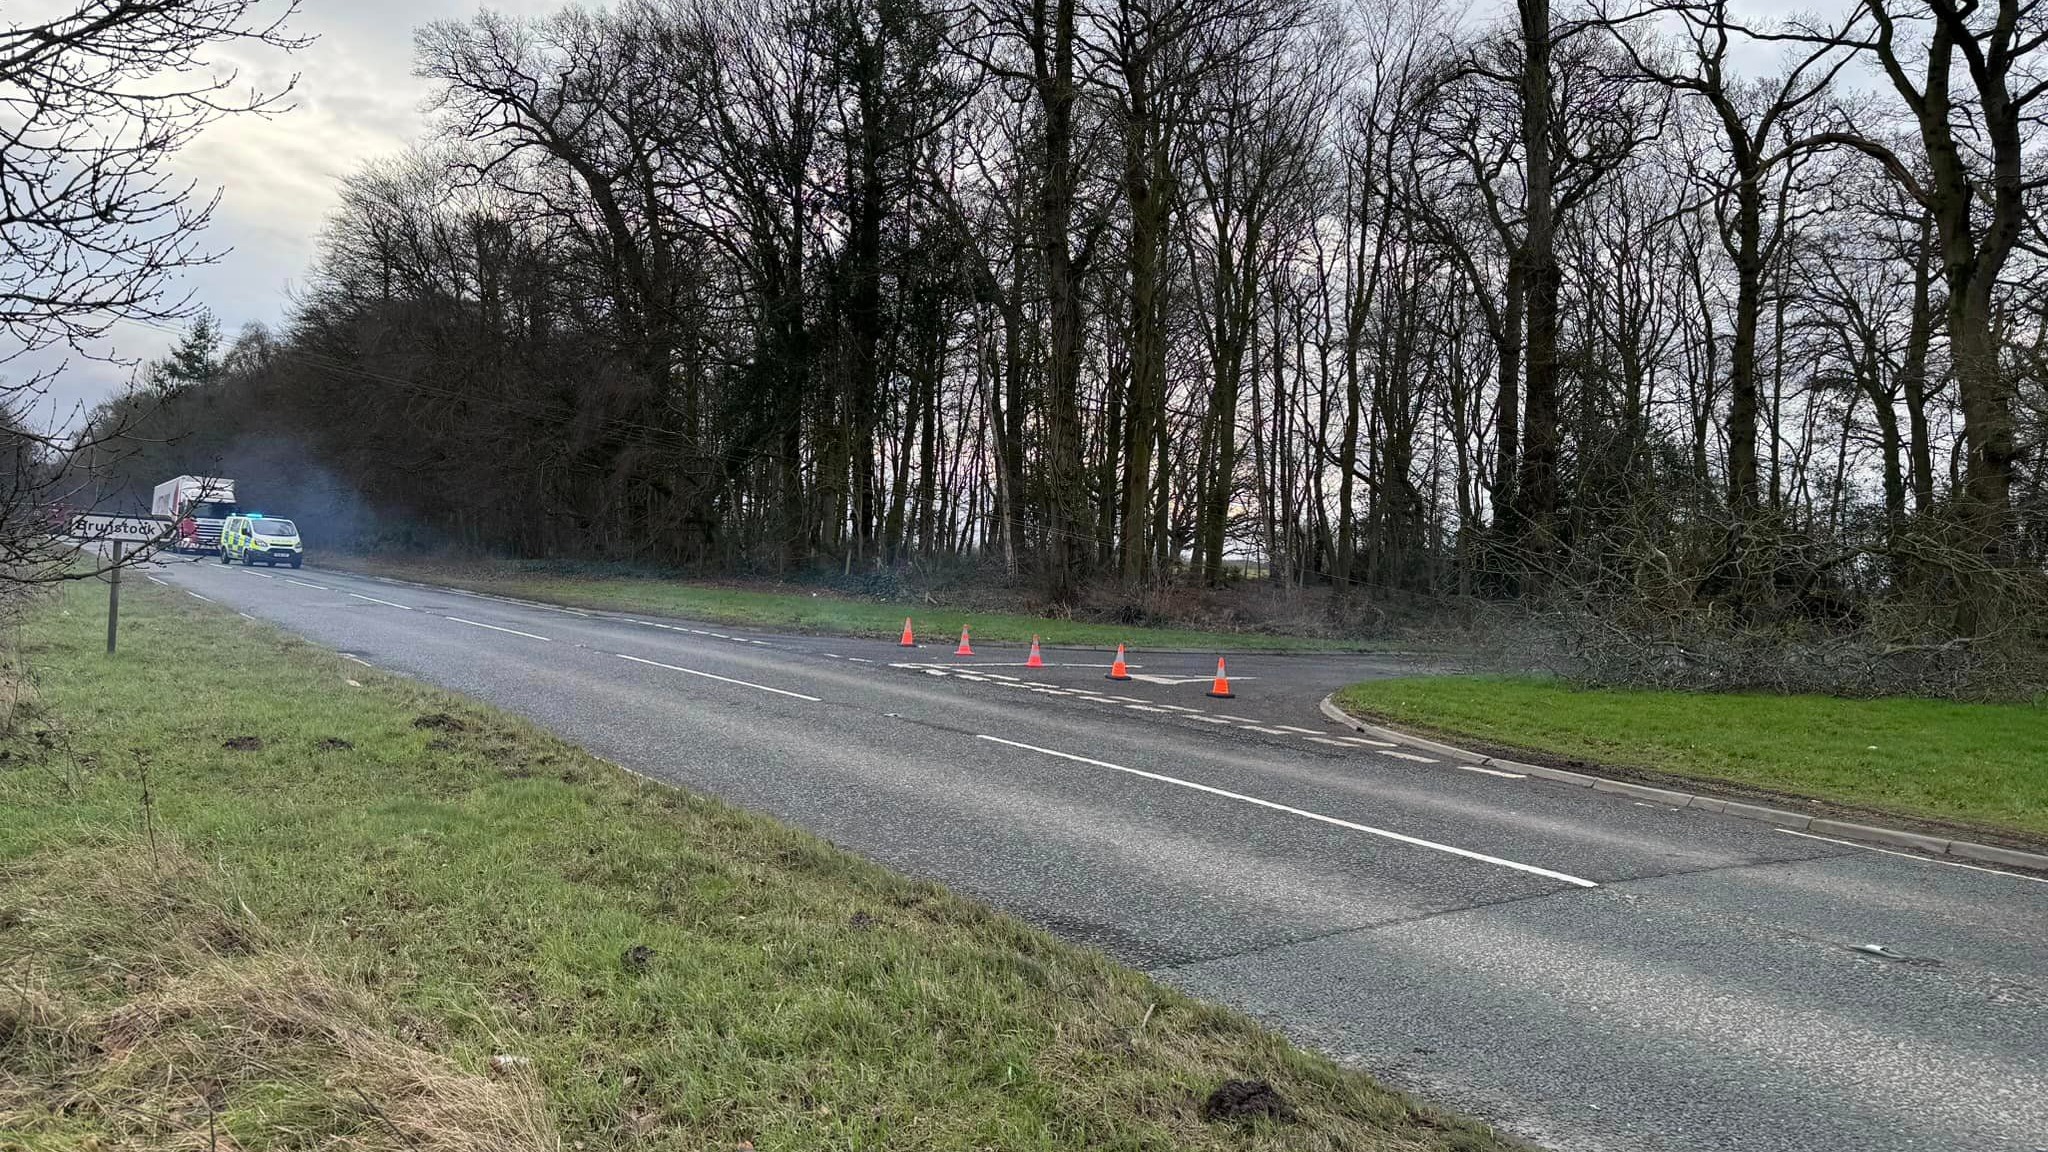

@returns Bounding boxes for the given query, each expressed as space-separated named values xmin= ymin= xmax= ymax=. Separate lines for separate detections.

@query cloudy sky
xmin=25 ymin=0 xmax=557 ymax=426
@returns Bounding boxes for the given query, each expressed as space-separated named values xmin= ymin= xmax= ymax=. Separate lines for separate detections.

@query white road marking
xmin=1108 ymin=695 xmax=1150 ymax=704
xmin=1129 ymin=673 xmax=1256 ymax=685
xmin=1241 ymin=725 xmax=1291 ymax=736
xmin=242 ymin=570 xmax=274 ymax=579
xmin=1378 ymin=750 xmax=1438 ymax=763
xmin=1307 ymin=737 xmax=1352 ymax=747
xmin=186 ymin=591 xmax=212 ymax=603
xmin=342 ymin=654 xmax=373 ymax=667
xmin=1337 ymin=735 xmax=1397 ymax=748
xmin=1273 ymin=724 xmax=1321 ymax=734
xmin=1154 ymin=704 xmax=1202 ymax=713
xmin=1191 ymin=715 xmax=1234 ymax=725
xmin=1124 ymin=704 xmax=1173 ymax=713
xmin=823 ymin=653 xmax=843 ymax=659
xmin=1458 ymin=764 xmax=1528 ymax=779
xmin=616 ymin=653 xmax=820 ymax=702
xmin=238 ymin=612 xmax=258 ymax=621
xmin=847 ymin=657 xmax=874 ymax=663
xmin=445 ymin=615 xmax=551 ymax=642
xmin=348 ymin=592 xmax=414 ymax=611
xmin=978 ymin=734 xmax=1598 ymax=888
xmin=1777 ymin=829 xmax=2048 ymax=884
xmin=285 ymin=578 xmax=328 ymax=590
xmin=145 ymin=575 xmax=167 ymax=586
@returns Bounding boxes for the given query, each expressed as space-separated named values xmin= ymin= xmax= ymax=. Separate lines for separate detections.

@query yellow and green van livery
xmin=219 ymin=514 xmax=304 ymax=568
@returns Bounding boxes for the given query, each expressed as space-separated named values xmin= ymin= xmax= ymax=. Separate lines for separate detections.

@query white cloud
xmin=17 ymin=0 xmax=565 ymax=426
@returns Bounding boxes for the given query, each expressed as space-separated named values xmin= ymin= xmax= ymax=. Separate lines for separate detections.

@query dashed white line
xmin=285 ymin=578 xmax=328 ymax=590
xmin=347 ymin=592 xmax=414 ymax=611
xmin=145 ymin=575 xmax=167 ymax=586
xmin=1776 ymin=829 xmax=2048 ymax=884
xmin=615 ymin=653 xmax=820 ymax=702
xmin=445 ymin=615 xmax=551 ymax=642
xmin=1124 ymin=704 xmax=1174 ymax=714
xmin=241 ymin=570 xmax=274 ymax=579
xmin=1240 ymin=725 xmax=1292 ymax=736
xmin=237 ymin=612 xmax=258 ymax=621
xmin=1191 ymin=715 xmax=1234 ymax=725
xmin=186 ymin=591 xmax=212 ymax=603
xmin=1307 ymin=737 xmax=1352 ymax=747
xmin=977 ymin=735 xmax=1597 ymax=888
xmin=1457 ymin=764 xmax=1527 ymax=779
xmin=1378 ymin=749 xmax=1438 ymax=763
xmin=1337 ymin=735 xmax=1397 ymax=748
xmin=342 ymin=654 xmax=373 ymax=667
xmin=1272 ymin=724 xmax=1321 ymax=734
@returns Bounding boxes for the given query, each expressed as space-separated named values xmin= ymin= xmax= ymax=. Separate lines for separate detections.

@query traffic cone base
xmin=954 ymin=626 xmax=974 ymax=656
xmin=1025 ymin=635 xmax=1044 ymax=668
xmin=899 ymin=617 xmax=916 ymax=647
xmin=1106 ymin=643 xmax=1131 ymax=681
xmin=1206 ymin=657 xmax=1234 ymax=698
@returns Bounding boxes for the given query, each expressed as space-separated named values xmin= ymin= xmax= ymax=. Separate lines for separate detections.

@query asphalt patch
xmin=1200 ymin=1079 xmax=1296 ymax=1124
xmin=221 ymin=736 xmax=264 ymax=751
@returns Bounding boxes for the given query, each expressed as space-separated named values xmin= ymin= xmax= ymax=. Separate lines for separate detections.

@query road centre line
xmin=242 ymin=570 xmax=274 ymax=579
xmin=347 ymin=592 xmax=414 ymax=611
xmin=977 ymin=735 xmax=1598 ymax=888
xmin=285 ymin=577 xmax=328 ymax=589
xmin=616 ymin=653 xmax=821 ymax=702
xmin=1776 ymin=828 xmax=2048 ymax=884
xmin=445 ymin=615 xmax=551 ymax=642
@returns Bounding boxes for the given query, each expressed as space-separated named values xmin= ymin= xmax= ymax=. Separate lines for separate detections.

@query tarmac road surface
xmin=147 ymin=556 xmax=2048 ymax=1152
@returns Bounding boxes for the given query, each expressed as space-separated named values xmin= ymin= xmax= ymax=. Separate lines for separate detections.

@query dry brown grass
xmin=0 ymin=837 xmax=558 ymax=1151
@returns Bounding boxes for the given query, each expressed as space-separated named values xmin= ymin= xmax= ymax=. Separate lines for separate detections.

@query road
xmin=147 ymin=556 xmax=2048 ymax=1152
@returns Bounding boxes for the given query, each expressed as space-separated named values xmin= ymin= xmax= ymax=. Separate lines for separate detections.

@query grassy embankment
xmin=0 ymin=578 xmax=1513 ymax=1150
xmin=321 ymin=554 xmax=1371 ymax=653
xmin=1337 ymin=676 xmax=2048 ymax=841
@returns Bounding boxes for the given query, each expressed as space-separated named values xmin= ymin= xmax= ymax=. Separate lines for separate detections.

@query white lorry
xmin=151 ymin=476 xmax=238 ymax=554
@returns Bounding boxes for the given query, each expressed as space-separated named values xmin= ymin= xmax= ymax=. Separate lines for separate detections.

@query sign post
xmin=64 ymin=514 xmax=171 ymax=656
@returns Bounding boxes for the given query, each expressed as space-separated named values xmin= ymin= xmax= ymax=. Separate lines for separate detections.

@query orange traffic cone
xmin=1206 ymin=657 xmax=1234 ymax=698
xmin=954 ymin=626 xmax=974 ymax=656
xmin=1106 ymin=643 xmax=1132 ymax=681
xmin=899 ymin=617 xmax=916 ymax=647
xmin=1026 ymin=635 xmax=1045 ymax=668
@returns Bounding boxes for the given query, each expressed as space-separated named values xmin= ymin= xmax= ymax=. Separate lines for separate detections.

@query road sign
xmin=66 ymin=513 xmax=171 ymax=543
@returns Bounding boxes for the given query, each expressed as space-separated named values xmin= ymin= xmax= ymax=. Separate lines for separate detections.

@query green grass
xmin=321 ymin=554 xmax=1369 ymax=653
xmin=0 ymin=578 xmax=1514 ymax=1151
xmin=1335 ymin=676 xmax=2048 ymax=840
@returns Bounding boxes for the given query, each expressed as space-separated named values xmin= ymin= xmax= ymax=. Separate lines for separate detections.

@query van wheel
xmin=219 ymin=550 xmax=229 ymax=565
xmin=290 ymin=558 xmax=302 ymax=569
xmin=241 ymin=550 xmax=254 ymax=566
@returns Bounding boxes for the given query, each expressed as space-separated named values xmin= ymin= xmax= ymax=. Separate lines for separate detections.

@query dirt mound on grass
xmin=412 ymin=712 xmax=471 ymax=732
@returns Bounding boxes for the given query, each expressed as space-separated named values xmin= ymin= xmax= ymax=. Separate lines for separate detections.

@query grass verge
xmin=320 ymin=553 xmax=1372 ymax=653
xmin=1335 ymin=676 xmax=2048 ymax=842
xmin=0 ymin=578 xmax=1513 ymax=1150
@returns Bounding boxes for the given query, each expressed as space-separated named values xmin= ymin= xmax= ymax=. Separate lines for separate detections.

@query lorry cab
xmin=219 ymin=515 xmax=303 ymax=568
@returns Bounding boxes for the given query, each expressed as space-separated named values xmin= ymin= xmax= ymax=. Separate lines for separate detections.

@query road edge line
xmin=1317 ymin=695 xmax=2048 ymax=877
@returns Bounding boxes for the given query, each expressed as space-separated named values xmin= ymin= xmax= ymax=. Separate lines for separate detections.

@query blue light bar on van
xmin=248 ymin=512 xmax=264 ymax=518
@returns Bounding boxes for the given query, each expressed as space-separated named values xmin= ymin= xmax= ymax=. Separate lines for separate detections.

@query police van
xmin=219 ymin=515 xmax=304 ymax=568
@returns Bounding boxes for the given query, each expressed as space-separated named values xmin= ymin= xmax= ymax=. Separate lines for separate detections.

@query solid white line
xmin=285 ymin=578 xmax=328 ymax=590
xmin=145 ymin=574 xmax=167 ymax=586
xmin=977 ymin=735 xmax=1598 ymax=888
xmin=1776 ymin=829 xmax=2048 ymax=884
xmin=1458 ymin=764 xmax=1528 ymax=779
xmin=615 ymin=653 xmax=821 ymax=702
xmin=445 ymin=615 xmax=551 ymax=642
xmin=348 ymin=592 xmax=413 ymax=611
xmin=186 ymin=591 xmax=212 ymax=603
